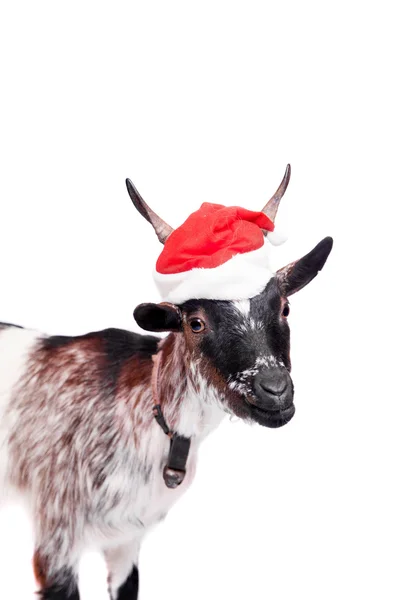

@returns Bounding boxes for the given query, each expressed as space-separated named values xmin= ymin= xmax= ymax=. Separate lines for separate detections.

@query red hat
xmin=154 ymin=203 xmax=276 ymax=303
xmin=126 ymin=164 xmax=291 ymax=303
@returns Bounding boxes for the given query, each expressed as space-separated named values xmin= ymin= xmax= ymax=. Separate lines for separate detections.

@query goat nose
xmin=259 ymin=377 xmax=287 ymax=397
xmin=253 ymin=369 xmax=293 ymax=411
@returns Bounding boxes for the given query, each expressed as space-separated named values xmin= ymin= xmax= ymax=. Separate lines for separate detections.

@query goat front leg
xmin=33 ymin=547 xmax=80 ymax=600
xmin=105 ymin=540 xmax=141 ymax=600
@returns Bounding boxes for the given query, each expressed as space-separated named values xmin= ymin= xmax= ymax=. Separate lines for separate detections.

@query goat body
xmin=0 ymin=322 xmax=225 ymax=598
xmin=0 ymin=166 xmax=333 ymax=599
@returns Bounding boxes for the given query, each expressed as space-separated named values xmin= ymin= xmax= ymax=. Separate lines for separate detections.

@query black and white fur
xmin=0 ymin=170 xmax=333 ymax=599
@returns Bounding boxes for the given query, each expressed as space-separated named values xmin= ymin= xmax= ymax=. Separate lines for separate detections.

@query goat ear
xmin=276 ymin=237 xmax=333 ymax=296
xmin=134 ymin=302 xmax=182 ymax=332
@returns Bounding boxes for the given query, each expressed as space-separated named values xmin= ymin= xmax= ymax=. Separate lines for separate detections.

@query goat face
xmin=179 ymin=278 xmax=294 ymax=428
xmin=134 ymin=237 xmax=333 ymax=429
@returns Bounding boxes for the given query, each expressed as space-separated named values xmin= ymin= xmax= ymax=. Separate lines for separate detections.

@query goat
xmin=0 ymin=166 xmax=333 ymax=599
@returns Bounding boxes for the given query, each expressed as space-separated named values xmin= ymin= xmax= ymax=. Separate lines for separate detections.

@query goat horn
xmin=126 ymin=179 xmax=174 ymax=245
xmin=261 ymin=164 xmax=291 ymax=223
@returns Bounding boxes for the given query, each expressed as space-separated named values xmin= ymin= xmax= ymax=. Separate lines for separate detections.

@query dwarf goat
xmin=0 ymin=166 xmax=333 ymax=599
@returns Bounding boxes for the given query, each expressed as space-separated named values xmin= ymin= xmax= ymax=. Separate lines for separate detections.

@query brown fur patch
xmin=8 ymin=337 xmax=104 ymax=491
xmin=33 ymin=550 xmax=48 ymax=588
xmin=157 ymin=335 xmax=190 ymax=431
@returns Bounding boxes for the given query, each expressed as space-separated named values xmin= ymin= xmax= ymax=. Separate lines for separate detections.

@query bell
xmin=163 ymin=466 xmax=186 ymax=489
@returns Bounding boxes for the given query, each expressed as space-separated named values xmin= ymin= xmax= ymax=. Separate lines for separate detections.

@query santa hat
xmin=154 ymin=203 xmax=278 ymax=303
xmin=126 ymin=165 xmax=290 ymax=304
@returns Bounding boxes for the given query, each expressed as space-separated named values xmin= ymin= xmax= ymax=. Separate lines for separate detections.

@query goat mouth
xmin=246 ymin=403 xmax=295 ymax=428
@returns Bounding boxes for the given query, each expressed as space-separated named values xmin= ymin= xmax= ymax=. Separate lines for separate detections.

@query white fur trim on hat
xmin=153 ymin=245 xmax=273 ymax=304
xmin=267 ymin=226 xmax=288 ymax=246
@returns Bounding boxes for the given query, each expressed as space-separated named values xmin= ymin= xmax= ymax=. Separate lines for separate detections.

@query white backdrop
xmin=0 ymin=2 xmax=398 ymax=599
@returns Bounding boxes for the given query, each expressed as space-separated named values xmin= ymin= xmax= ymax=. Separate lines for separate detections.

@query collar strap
xmin=151 ymin=349 xmax=191 ymax=489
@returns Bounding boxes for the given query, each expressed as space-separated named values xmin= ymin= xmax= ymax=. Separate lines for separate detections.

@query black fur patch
xmin=250 ymin=278 xmax=291 ymax=371
xmin=41 ymin=328 xmax=160 ymax=392
xmin=115 ymin=565 xmax=139 ymax=600
xmin=181 ymin=278 xmax=291 ymax=380
xmin=37 ymin=572 xmax=80 ymax=600
xmin=101 ymin=328 xmax=159 ymax=363
xmin=42 ymin=328 xmax=159 ymax=357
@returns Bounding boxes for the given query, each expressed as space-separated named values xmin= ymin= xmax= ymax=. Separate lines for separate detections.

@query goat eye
xmin=189 ymin=318 xmax=205 ymax=333
xmin=282 ymin=304 xmax=290 ymax=318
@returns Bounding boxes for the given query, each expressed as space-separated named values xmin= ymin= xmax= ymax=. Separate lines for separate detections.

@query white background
xmin=0 ymin=2 xmax=399 ymax=599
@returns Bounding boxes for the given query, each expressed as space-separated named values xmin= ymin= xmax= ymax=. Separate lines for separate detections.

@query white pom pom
xmin=267 ymin=228 xmax=288 ymax=246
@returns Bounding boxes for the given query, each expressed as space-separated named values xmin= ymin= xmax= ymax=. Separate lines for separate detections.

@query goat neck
xmin=151 ymin=333 xmax=225 ymax=440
